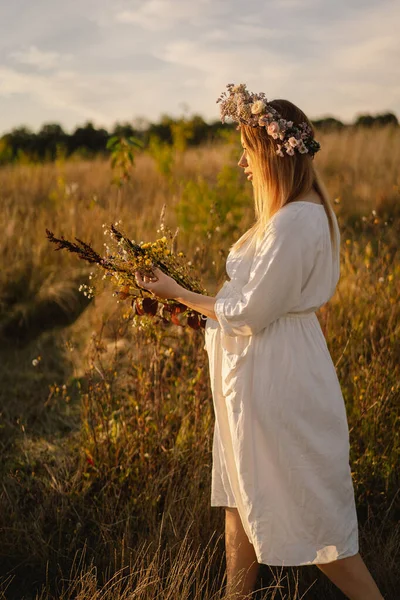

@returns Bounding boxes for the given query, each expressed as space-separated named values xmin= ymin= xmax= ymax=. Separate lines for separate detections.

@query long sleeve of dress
xmin=214 ymin=216 xmax=304 ymax=337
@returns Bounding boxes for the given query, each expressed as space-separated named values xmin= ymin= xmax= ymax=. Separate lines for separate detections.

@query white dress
xmin=204 ymin=200 xmax=359 ymax=566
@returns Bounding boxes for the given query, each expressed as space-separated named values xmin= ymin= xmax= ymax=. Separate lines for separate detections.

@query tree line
xmin=0 ymin=111 xmax=398 ymax=165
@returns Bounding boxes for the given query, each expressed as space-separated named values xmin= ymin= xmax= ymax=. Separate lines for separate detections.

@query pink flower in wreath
xmin=288 ymin=136 xmax=299 ymax=147
xmin=267 ymin=121 xmax=280 ymax=139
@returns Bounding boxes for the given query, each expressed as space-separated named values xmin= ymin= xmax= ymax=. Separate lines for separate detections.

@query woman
xmin=135 ymin=84 xmax=384 ymax=600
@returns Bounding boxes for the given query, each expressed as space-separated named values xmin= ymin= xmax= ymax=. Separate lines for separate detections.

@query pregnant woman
xmin=135 ymin=84 xmax=384 ymax=600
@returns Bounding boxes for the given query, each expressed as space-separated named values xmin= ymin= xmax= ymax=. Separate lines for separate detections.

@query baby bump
xmin=220 ymin=334 xmax=254 ymax=413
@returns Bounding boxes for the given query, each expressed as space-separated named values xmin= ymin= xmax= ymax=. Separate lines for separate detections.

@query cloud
xmin=334 ymin=35 xmax=399 ymax=78
xmin=0 ymin=61 xmax=195 ymax=131
xmin=301 ymin=0 xmax=400 ymax=118
xmin=0 ymin=0 xmax=398 ymax=133
xmin=330 ymin=13 xmax=399 ymax=76
xmin=115 ymin=0 xmax=217 ymax=31
xmin=161 ymin=38 xmax=293 ymax=86
xmin=0 ymin=67 xmax=110 ymax=123
xmin=202 ymin=23 xmax=285 ymax=43
xmin=9 ymin=45 xmax=72 ymax=70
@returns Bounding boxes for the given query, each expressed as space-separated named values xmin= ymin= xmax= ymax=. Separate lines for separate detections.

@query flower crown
xmin=216 ymin=83 xmax=321 ymax=158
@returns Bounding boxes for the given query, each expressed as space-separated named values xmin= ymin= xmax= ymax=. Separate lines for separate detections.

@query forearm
xmin=173 ymin=286 xmax=217 ymax=321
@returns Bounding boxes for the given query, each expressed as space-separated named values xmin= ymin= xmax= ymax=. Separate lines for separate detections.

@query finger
xmin=135 ymin=271 xmax=146 ymax=287
xmin=152 ymin=267 xmax=162 ymax=276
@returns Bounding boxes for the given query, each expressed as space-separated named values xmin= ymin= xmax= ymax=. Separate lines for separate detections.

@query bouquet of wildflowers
xmin=46 ymin=219 xmax=208 ymax=330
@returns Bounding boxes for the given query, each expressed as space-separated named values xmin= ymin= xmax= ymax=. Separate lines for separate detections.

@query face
xmin=238 ymin=135 xmax=253 ymax=182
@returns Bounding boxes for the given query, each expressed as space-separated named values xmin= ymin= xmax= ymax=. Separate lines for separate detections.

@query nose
xmin=238 ymin=150 xmax=247 ymax=169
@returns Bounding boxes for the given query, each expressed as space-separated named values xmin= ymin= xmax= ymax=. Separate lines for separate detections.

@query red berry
xmin=142 ymin=297 xmax=159 ymax=315
xmin=187 ymin=314 xmax=200 ymax=329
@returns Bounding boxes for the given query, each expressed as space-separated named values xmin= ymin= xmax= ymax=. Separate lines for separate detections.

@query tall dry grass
xmin=0 ymin=125 xmax=399 ymax=599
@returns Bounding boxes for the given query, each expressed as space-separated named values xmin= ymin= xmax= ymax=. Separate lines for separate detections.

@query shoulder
xmin=256 ymin=203 xmax=323 ymax=253
xmin=273 ymin=202 xmax=328 ymax=238
xmin=264 ymin=203 xmax=311 ymax=238
xmin=273 ymin=202 xmax=316 ymax=226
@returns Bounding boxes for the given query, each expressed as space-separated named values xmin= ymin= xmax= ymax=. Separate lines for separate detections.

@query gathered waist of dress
xmin=282 ymin=309 xmax=317 ymax=320
xmin=217 ymin=281 xmax=318 ymax=321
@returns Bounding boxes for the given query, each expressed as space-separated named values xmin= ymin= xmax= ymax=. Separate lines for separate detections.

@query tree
xmin=37 ymin=123 xmax=67 ymax=159
xmin=311 ymin=117 xmax=345 ymax=130
xmin=3 ymin=126 xmax=36 ymax=159
xmin=112 ymin=122 xmax=136 ymax=138
xmin=375 ymin=112 xmax=398 ymax=126
xmin=354 ymin=112 xmax=398 ymax=127
xmin=69 ymin=122 xmax=109 ymax=155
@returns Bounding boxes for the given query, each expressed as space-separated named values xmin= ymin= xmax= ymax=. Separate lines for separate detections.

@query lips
xmin=244 ymin=170 xmax=253 ymax=180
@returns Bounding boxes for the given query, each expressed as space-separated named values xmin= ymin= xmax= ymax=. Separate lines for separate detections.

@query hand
xmin=134 ymin=266 xmax=181 ymax=300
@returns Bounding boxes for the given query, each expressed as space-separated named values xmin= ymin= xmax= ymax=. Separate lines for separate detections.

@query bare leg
xmin=224 ymin=507 xmax=259 ymax=599
xmin=316 ymin=552 xmax=384 ymax=600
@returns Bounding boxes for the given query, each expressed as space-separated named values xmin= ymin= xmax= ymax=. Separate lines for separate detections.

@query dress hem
xmin=210 ymin=501 xmax=237 ymax=508
xmin=256 ymin=547 xmax=360 ymax=567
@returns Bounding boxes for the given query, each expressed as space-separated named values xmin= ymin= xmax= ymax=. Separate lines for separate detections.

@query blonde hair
xmin=230 ymin=99 xmax=338 ymax=257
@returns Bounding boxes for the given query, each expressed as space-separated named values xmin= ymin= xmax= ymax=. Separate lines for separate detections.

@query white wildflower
xmin=251 ymin=100 xmax=266 ymax=115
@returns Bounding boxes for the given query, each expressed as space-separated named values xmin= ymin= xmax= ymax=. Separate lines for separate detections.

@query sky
xmin=0 ymin=0 xmax=398 ymax=135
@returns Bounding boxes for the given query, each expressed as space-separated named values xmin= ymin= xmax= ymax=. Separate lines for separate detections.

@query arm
xmin=214 ymin=217 xmax=304 ymax=337
xmin=173 ymin=287 xmax=217 ymax=321
xmin=134 ymin=266 xmax=218 ymax=320
xmin=135 ymin=212 xmax=303 ymax=331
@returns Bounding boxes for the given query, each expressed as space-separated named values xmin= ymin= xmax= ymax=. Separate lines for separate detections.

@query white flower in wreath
xmin=251 ymin=100 xmax=266 ymax=115
xmin=298 ymin=140 xmax=309 ymax=154
xmin=276 ymin=145 xmax=285 ymax=157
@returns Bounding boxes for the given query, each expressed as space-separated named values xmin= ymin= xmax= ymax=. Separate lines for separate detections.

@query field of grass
xmin=0 ymin=125 xmax=399 ymax=599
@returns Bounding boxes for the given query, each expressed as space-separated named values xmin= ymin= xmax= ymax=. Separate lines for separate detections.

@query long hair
xmin=230 ymin=99 xmax=338 ymax=257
